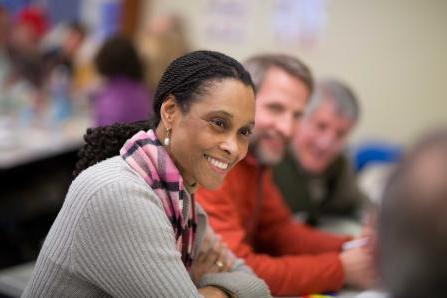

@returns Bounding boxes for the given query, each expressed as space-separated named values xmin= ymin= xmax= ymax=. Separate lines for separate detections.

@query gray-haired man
xmin=274 ymin=78 xmax=368 ymax=226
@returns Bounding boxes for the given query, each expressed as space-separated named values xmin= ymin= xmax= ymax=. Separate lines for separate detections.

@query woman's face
xmin=168 ymin=79 xmax=255 ymax=191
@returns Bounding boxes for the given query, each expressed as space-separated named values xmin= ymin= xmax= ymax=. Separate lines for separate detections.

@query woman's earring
xmin=163 ymin=128 xmax=171 ymax=146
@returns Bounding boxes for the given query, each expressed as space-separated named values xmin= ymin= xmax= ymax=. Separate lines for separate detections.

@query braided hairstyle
xmin=73 ymin=50 xmax=253 ymax=177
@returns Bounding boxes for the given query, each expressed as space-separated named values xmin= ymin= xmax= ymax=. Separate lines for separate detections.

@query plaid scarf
xmin=120 ymin=129 xmax=197 ymax=270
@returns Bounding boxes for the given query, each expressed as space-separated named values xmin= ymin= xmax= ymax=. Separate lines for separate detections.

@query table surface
xmin=0 ymin=116 xmax=91 ymax=170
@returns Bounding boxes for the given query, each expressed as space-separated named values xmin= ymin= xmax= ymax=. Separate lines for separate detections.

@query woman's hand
xmin=191 ymin=230 xmax=235 ymax=283
xmin=198 ymin=286 xmax=230 ymax=298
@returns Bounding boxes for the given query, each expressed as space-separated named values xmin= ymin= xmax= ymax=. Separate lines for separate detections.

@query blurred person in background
xmin=92 ymin=34 xmax=152 ymax=126
xmin=0 ymin=5 xmax=11 ymax=95
xmin=273 ymin=78 xmax=368 ymax=227
xmin=139 ymin=14 xmax=190 ymax=90
xmin=374 ymin=128 xmax=447 ymax=298
xmin=42 ymin=21 xmax=87 ymax=78
xmin=40 ymin=21 xmax=89 ymax=122
xmin=0 ymin=5 xmax=10 ymax=71
xmin=6 ymin=6 xmax=47 ymax=89
xmin=196 ymin=55 xmax=376 ymax=296
xmin=0 ymin=6 xmax=48 ymax=123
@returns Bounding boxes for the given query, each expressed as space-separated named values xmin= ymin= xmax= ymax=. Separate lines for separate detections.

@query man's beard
xmin=249 ymin=138 xmax=285 ymax=166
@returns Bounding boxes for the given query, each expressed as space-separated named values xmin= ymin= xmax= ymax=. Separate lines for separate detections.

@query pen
xmin=342 ymin=237 xmax=369 ymax=250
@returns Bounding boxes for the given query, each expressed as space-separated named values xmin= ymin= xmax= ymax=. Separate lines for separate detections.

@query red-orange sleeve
xmin=254 ymin=170 xmax=350 ymax=256
xmin=196 ymin=175 xmax=348 ymax=296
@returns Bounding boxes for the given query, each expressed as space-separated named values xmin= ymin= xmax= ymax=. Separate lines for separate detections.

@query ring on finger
xmin=215 ymin=260 xmax=224 ymax=270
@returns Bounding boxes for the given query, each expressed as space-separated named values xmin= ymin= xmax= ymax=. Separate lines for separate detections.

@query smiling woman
xmin=164 ymin=78 xmax=255 ymax=191
xmin=22 ymin=51 xmax=270 ymax=298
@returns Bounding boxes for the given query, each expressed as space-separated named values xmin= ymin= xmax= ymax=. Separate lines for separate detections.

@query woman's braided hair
xmin=73 ymin=50 xmax=254 ymax=178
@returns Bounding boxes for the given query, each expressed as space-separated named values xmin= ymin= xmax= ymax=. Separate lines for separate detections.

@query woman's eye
xmin=210 ymin=119 xmax=226 ymax=129
xmin=239 ymin=127 xmax=252 ymax=137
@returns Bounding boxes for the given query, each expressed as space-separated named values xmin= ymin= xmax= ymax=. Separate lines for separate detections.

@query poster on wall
xmin=202 ymin=0 xmax=250 ymax=43
xmin=272 ymin=0 xmax=327 ymax=47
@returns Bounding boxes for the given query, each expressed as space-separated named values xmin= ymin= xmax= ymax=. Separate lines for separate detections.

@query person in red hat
xmin=7 ymin=6 xmax=48 ymax=87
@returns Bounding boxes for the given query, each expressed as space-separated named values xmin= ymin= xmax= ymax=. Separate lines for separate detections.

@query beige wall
xmin=142 ymin=0 xmax=447 ymax=144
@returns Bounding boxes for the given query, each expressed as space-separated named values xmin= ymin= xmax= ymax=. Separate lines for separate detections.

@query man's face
xmin=251 ymin=67 xmax=310 ymax=165
xmin=293 ymin=100 xmax=354 ymax=174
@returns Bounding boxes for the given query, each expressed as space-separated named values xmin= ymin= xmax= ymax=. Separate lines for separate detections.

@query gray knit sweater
xmin=22 ymin=156 xmax=270 ymax=297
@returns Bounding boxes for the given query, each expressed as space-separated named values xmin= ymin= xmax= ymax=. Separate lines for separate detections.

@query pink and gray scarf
xmin=120 ymin=129 xmax=197 ymax=270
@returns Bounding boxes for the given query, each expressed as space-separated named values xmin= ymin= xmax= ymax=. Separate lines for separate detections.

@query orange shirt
xmin=196 ymin=154 xmax=350 ymax=296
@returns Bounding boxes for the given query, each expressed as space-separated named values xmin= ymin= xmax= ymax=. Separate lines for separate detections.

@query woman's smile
xmin=204 ymin=154 xmax=231 ymax=174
